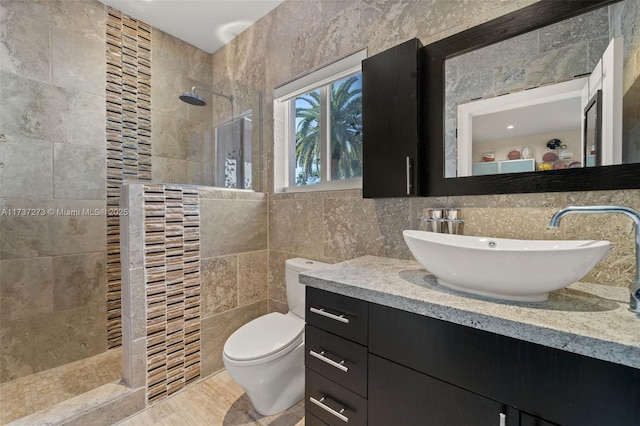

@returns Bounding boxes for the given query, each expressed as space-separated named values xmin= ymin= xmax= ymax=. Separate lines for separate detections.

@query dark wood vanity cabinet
xmin=305 ymin=287 xmax=369 ymax=425
xmin=306 ymin=287 xmax=639 ymax=426
xmin=362 ymin=38 xmax=425 ymax=198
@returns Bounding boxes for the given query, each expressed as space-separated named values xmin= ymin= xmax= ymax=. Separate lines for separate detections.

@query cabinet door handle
xmin=309 ymin=307 xmax=350 ymax=323
xmin=309 ymin=350 xmax=349 ymax=372
xmin=499 ymin=413 xmax=506 ymax=426
xmin=406 ymin=156 xmax=412 ymax=195
xmin=309 ymin=395 xmax=349 ymax=423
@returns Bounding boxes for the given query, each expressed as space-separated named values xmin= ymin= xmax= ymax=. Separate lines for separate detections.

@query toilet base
xmin=224 ymin=342 xmax=305 ymax=416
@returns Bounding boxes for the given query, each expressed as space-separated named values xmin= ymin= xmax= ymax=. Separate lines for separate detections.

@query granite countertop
xmin=300 ymin=255 xmax=640 ymax=370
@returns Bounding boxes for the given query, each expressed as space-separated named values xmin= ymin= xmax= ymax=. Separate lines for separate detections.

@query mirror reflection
xmin=444 ymin=0 xmax=639 ymax=178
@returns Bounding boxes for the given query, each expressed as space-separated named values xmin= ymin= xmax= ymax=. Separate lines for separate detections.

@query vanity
xmin=301 ymin=256 xmax=640 ymax=426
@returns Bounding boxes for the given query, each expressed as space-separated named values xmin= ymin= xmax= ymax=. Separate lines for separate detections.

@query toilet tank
xmin=285 ymin=258 xmax=328 ymax=319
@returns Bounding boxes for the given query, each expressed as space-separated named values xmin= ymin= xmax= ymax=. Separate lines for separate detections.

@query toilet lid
xmin=224 ymin=312 xmax=304 ymax=362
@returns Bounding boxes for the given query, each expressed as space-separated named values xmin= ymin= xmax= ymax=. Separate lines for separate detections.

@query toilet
xmin=222 ymin=257 xmax=327 ymax=416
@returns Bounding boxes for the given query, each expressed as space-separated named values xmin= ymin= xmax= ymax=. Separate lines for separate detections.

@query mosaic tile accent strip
xmin=105 ymin=7 xmax=152 ymax=349
xmin=143 ymin=185 xmax=201 ymax=404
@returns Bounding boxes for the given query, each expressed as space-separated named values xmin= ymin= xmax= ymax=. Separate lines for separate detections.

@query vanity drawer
xmin=305 ymin=411 xmax=329 ymax=426
xmin=305 ymin=325 xmax=368 ymax=397
xmin=306 ymin=287 xmax=368 ymax=345
xmin=306 ymin=368 xmax=367 ymax=426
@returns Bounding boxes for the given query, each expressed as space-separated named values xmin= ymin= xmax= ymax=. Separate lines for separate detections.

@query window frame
xmin=274 ymin=50 xmax=367 ymax=193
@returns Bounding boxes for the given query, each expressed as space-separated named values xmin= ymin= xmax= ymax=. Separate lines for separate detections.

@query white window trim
xmin=273 ymin=49 xmax=367 ymax=193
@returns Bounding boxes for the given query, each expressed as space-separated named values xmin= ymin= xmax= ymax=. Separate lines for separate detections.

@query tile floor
xmin=0 ymin=348 xmax=122 ymax=424
xmin=117 ymin=370 xmax=305 ymax=426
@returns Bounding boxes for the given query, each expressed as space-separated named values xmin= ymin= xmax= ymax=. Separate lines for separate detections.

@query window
xmin=274 ymin=50 xmax=366 ymax=192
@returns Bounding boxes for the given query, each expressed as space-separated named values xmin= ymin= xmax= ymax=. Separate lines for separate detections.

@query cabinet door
xmin=362 ymin=38 xmax=424 ymax=198
xmin=369 ymin=354 xmax=518 ymax=426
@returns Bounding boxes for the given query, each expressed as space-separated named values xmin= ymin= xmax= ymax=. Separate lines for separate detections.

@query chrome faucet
xmin=549 ymin=205 xmax=640 ymax=315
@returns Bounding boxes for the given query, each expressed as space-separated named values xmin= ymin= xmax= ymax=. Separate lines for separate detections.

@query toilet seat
xmin=223 ymin=312 xmax=304 ymax=366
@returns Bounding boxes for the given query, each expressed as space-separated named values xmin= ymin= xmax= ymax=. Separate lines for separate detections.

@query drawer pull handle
xmin=499 ymin=413 xmax=506 ymax=426
xmin=309 ymin=307 xmax=350 ymax=323
xmin=309 ymin=350 xmax=349 ymax=372
xmin=309 ymin=396 xmax=349 ymax=423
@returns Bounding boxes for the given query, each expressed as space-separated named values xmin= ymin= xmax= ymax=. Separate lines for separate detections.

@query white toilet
xmin=222 ymin=257 xmax=327 ymax=416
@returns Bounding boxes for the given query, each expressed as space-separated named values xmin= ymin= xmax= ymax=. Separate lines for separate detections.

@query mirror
xmin=424 ymin=0 xmax=640 ymax=196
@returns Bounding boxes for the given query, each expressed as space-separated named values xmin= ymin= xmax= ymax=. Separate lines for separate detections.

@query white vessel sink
xmin=403 ymin=230 xmax=611 ymax=302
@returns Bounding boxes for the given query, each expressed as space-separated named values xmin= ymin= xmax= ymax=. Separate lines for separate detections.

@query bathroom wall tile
xmin=0 ymin=303 xmax=107 ymax=382
xmin=200 ymin=199 xmax=267 ymax=257
xmin=201 ymin=255 xmax=238 ymax=319
xmin=0 ymin=71 xmax=105 ymax=148
xmin=268 ymin=250 xmax=295 ymax=305
xmin=0 ymin=135 xmax=53 ymax=198
xmin=0 ymin=198 xmax=106 ymax=260
xmin=269 ymin=198 xmax=324 ymax=257
xmin=268 ymin=298 xmax=288 ymax=314
xmin=153 ymin=27 xmax=211 ymax=84
xmin=0 ymin=9 xmax=50 ymax=82
xmin=236 ymin=191 xmax=267 ymax=201
xmin=54 ymin=143 xmax=106 ymax=200
xmin=53 ymin=252 xmax=106 ymax=311
xmin=290 ymin=2 xmax=363 ymax=78
xmin=0 ymin=257 xmax=53 ymax=322
xmin=200 ymin=300 xmax=267 ymax=377
xmin=461 ymin=207 xmax=559 ymax=240
xmin=51 ymin=26 xmax=106 ymax=96
xmin=152 ymin=110 xmax=189 ymax=160
xmin=152 ymin=156 xmax=188 ymax=184
xmin=448 ymin=192 xmax=564 ymax=209
xmin=122 ymin=333 xmax=146 ymax=389
xmin=323 ymin=197 xmax=412 ymax=261
xmin=121 ymin=267 xmax=145 ymax=340
xmin=238 ymin=250 xmax=268 ymax=306
xmin=198 ymin=187 xmax=237 ymax=200
xmin=121 ymin=184 xmax=144 ymax=269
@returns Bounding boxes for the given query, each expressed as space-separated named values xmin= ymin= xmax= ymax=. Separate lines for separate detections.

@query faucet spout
xmin=549 ymin=205 xmax=640 ymax=315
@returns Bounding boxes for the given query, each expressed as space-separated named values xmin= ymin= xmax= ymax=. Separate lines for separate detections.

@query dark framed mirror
xmin=424 ymin=0 xmax=640 ymax=196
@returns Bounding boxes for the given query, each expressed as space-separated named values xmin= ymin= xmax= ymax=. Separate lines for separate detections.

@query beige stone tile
xmin=323 ymin=197 xmax=412 ymax=261
xmin=0 ymin=9 xmax=50 ymax=82
xmin=268 ymin=250 xmax=295 ymax=305
xmin=152 ymin=110 xmax=189 ymax=160
xmin=0 ymin=303 xmax=107 ymax=382
xmin=269 ymin=198 xmax=323 ymax=257
xmin=51 ymin=26 xmax=105 ymax=96
xmin=0 ymin=348 xmax=121 ymax=423
xmin=0 ymin=257 xmax=53 ymax=321
xmin=201 ymin=255 xmax=238 ymax=318
xmin=52 ymin=252 xmax=106 ymax=311
xmin=0 ymin=135 xmax=53 ymax=198
xmin=152 ymin=156 xmax=188 ymax=184
xmin=268 ymin=298 xmax=288 ymax=314
xmin=200 ymin=301 xmax=267 ymax=377
xmin=0 ymin=70 xmax=105 ymax=148
xmin=53 ymin=143 xmax=106 ymax=200
xmin=200 ymin=199 xmax=267 ymax=257
xmin=238 ymin=250 xmax=268 ymax=306
xmin=0 ymin=198 xmax=106 ymax=260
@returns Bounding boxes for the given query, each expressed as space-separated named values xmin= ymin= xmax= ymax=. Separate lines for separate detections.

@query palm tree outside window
xmin=293 ymin=73 xmax=363 ymax=186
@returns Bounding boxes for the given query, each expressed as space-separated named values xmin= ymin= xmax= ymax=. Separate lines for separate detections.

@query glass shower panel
xmin=215 ymin=114 xmax=253 ymax=189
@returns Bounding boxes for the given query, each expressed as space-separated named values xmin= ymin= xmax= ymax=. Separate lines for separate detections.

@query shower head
xmin=178 ymin=86 xmax=233 ymax=107
xmin=179 ymin=91 xmax=207 ymax=106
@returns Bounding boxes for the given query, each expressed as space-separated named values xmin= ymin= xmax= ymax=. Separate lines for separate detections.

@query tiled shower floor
xmin=0 ymin=348 xmax=122 ymax=424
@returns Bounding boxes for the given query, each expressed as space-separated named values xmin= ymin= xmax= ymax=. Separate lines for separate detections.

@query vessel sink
xmin=403 ymin=230 xmax=611 ymax=302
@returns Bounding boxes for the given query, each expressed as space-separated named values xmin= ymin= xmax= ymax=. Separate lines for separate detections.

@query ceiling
xmin=472 ymin=97 xmax=582 ymax=143
xmin=99 ymin=0 xmax=285 ymax=54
